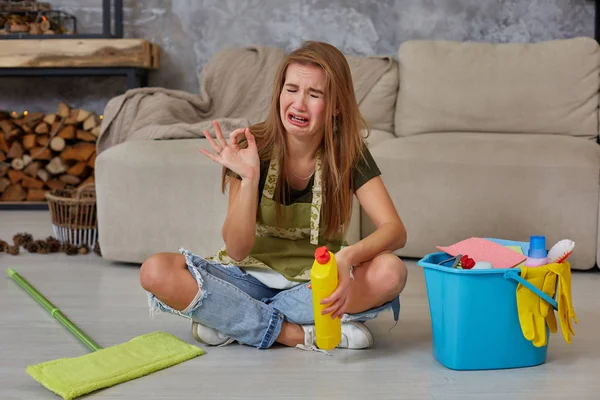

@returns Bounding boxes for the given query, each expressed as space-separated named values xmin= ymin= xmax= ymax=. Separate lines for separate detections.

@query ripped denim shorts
xmin=147 ymin=248 xmax=400 ymax=349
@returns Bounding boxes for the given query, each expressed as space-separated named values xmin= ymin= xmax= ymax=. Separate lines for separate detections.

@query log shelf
xmin=0 ymin=38 xmax=160 ymax=89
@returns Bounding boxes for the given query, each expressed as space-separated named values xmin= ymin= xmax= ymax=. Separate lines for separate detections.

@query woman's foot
xmin=300 ymin=321 xmax=374 ymax=350
xmin=192 ymin=321 xmax=235 ymax=346
xmin=192 ymin=320 xmax=374 ymax=350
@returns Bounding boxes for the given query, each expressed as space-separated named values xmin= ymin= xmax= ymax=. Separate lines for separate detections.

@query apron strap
xmin=262 ymin=155 xmax=279 ymax=199
xmin=309 ymin=155 xmax=323 ymax=245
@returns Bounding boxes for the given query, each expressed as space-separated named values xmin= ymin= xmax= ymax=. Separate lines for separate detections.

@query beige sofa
xmin=96 ymin=37 xmax=600 ymax=270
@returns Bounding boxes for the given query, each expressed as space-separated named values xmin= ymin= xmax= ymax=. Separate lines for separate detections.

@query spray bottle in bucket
xmin=311 ymin=246 xmax=342 ymax=350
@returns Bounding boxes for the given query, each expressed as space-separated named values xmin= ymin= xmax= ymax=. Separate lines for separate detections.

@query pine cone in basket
xmin=45 ymin=236 xmax=61 ymax=253
xmin=13 ymin=232 xmax=33 ymax=247
xmin=7 ymin=245 xmax=19 ymax=255
xmin=0 ymin=240 xmax=7 ymax=252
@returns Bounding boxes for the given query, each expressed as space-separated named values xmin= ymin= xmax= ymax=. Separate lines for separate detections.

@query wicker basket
xmin=45 ymin=183 xmax=98 ymax=247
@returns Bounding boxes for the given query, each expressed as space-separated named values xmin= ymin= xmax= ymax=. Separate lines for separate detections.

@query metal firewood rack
xmin=0 ymin=0 xmax=153 ymax=210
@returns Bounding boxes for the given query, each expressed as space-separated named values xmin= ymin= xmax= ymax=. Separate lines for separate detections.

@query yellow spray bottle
xmin=310 ymin=246 xmax=342 ymax=350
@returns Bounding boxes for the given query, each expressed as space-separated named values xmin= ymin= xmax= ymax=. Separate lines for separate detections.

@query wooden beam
xmin=151 ymin=43 xmax=161 ymax=69
xmin=0 ymin=39 xmax=159 ymax=69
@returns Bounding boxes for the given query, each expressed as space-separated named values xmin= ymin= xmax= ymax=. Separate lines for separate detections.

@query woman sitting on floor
xmin=140 ymin=41 xmax=408 ymax=350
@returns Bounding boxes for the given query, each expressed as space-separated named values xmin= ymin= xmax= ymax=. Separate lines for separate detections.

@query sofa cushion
xmin=95 ymin=139 xmax=228 ymax=263
xmin=351 ymin=57 xmax=398 ymax=134
xmin=395 ymin=37 xmax=600 ymax=140
xmin=363 ymin=129 xmax=396 ymax=148
xmin=364 ymin=133 xmax=600 ymax=270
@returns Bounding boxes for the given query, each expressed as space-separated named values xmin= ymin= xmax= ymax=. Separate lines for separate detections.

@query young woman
xmin=140 ymin=41 xmax=408 ymax=351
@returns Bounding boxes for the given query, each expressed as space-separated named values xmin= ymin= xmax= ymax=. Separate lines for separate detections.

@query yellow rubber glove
xmin=546 ymin=262 xmax=578 ymax=343
xmin=539 ymin=268 xmax=558 ymax=334
xmin=516 ymin=266 xmax=552 ymax=347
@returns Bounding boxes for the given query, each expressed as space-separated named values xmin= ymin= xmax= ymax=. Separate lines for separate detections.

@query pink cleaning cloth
xmin=437 ymin=237 xmax=526 ymax=269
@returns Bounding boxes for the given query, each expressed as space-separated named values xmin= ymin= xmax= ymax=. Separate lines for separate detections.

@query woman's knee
xmin=375 ymin=254 xmax=408 ymax=299
xmin=139 ymin=253 xmax=181 ymax=293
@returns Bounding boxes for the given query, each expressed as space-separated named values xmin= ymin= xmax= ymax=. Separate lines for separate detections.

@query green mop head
xmin=27 ymin=331 xmax=203 ymax=400
xmin=8 ymin=268 xmax=204 ymax=400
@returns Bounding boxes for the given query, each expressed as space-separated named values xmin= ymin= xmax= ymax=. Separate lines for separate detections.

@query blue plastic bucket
xmin=417 ymin=238 xmax=558 ymax=370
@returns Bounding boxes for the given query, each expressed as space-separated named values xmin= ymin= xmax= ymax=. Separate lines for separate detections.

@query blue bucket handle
xmin=503 ymin=270 xmax=558 ymax=311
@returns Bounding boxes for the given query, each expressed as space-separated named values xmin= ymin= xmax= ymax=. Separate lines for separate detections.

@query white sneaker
xmin=339 ymin=322 xmax=374 ymax=349
xmin=191 ymin=321 xmax=235 ymax=346
xmin=297 ymin=322 xmax=374 ymax=353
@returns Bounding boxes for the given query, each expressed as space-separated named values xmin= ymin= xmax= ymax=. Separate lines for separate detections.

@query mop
xmin=7 ymin=268 xmax=205 ymax=400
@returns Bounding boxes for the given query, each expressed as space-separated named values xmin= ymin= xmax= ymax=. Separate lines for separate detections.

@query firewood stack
xmin=0 ymin=102 xmax=100 ymax=202
xmin=0 ymin=1 xmax=52 ymax=12
xmin=0 ymin=1 xmax=69 ymax=36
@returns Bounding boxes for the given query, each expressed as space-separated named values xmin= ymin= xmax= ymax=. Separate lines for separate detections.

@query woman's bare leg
xmin=276 ymin=321 xmax=305 ymax=346
xmin=345 ymin=253 xmax=408 ymax=314
xmin=139 ymin=253 xmax=199 ymax=311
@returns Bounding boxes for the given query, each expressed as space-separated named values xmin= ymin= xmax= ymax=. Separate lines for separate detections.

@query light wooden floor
xmin=2 ymin=210 xmax=600 ymax=399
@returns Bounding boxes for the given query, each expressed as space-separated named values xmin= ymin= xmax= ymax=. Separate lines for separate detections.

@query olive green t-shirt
xmin=227 ymin=147 xmax=381 ymax=205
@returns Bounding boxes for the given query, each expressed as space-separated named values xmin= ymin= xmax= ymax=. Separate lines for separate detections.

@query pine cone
xmin=7 ymin=245 xmax=19 ymax=255
xmin=63 ymin=243 xmax=78 ymax=255
xmin=13 ymin=232 xmax=33 ymax=247
xmin=0 ymin=240 xmax=7 ymax=252
xmin=25 ymin=240 xmax=40 ymax=253
xmin=93 ymin=241 xmax=102 ymax=256
xmin=78 ymin=244 xmax=89 ymax=255
xmin=12 ymin=233 xmax=24 ymax=246
xmin=45 ymin=236 xmax=61 ymax=253
xmin=36 ymin=240 xmax=50 ymax=254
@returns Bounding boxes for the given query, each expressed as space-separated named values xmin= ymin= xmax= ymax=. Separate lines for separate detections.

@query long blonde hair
xmin=223 ymin=41 xmax=369 ymax=240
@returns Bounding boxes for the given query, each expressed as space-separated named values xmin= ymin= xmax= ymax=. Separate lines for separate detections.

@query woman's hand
xmin=199 ymin=120 xmax=260 ymax=181
xmin=320 ymin=249 xmax=353 ymax=319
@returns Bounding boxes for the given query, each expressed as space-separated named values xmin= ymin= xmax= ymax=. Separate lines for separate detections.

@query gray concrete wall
xmin=1 ymin=0 xmax=595 ymax=115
